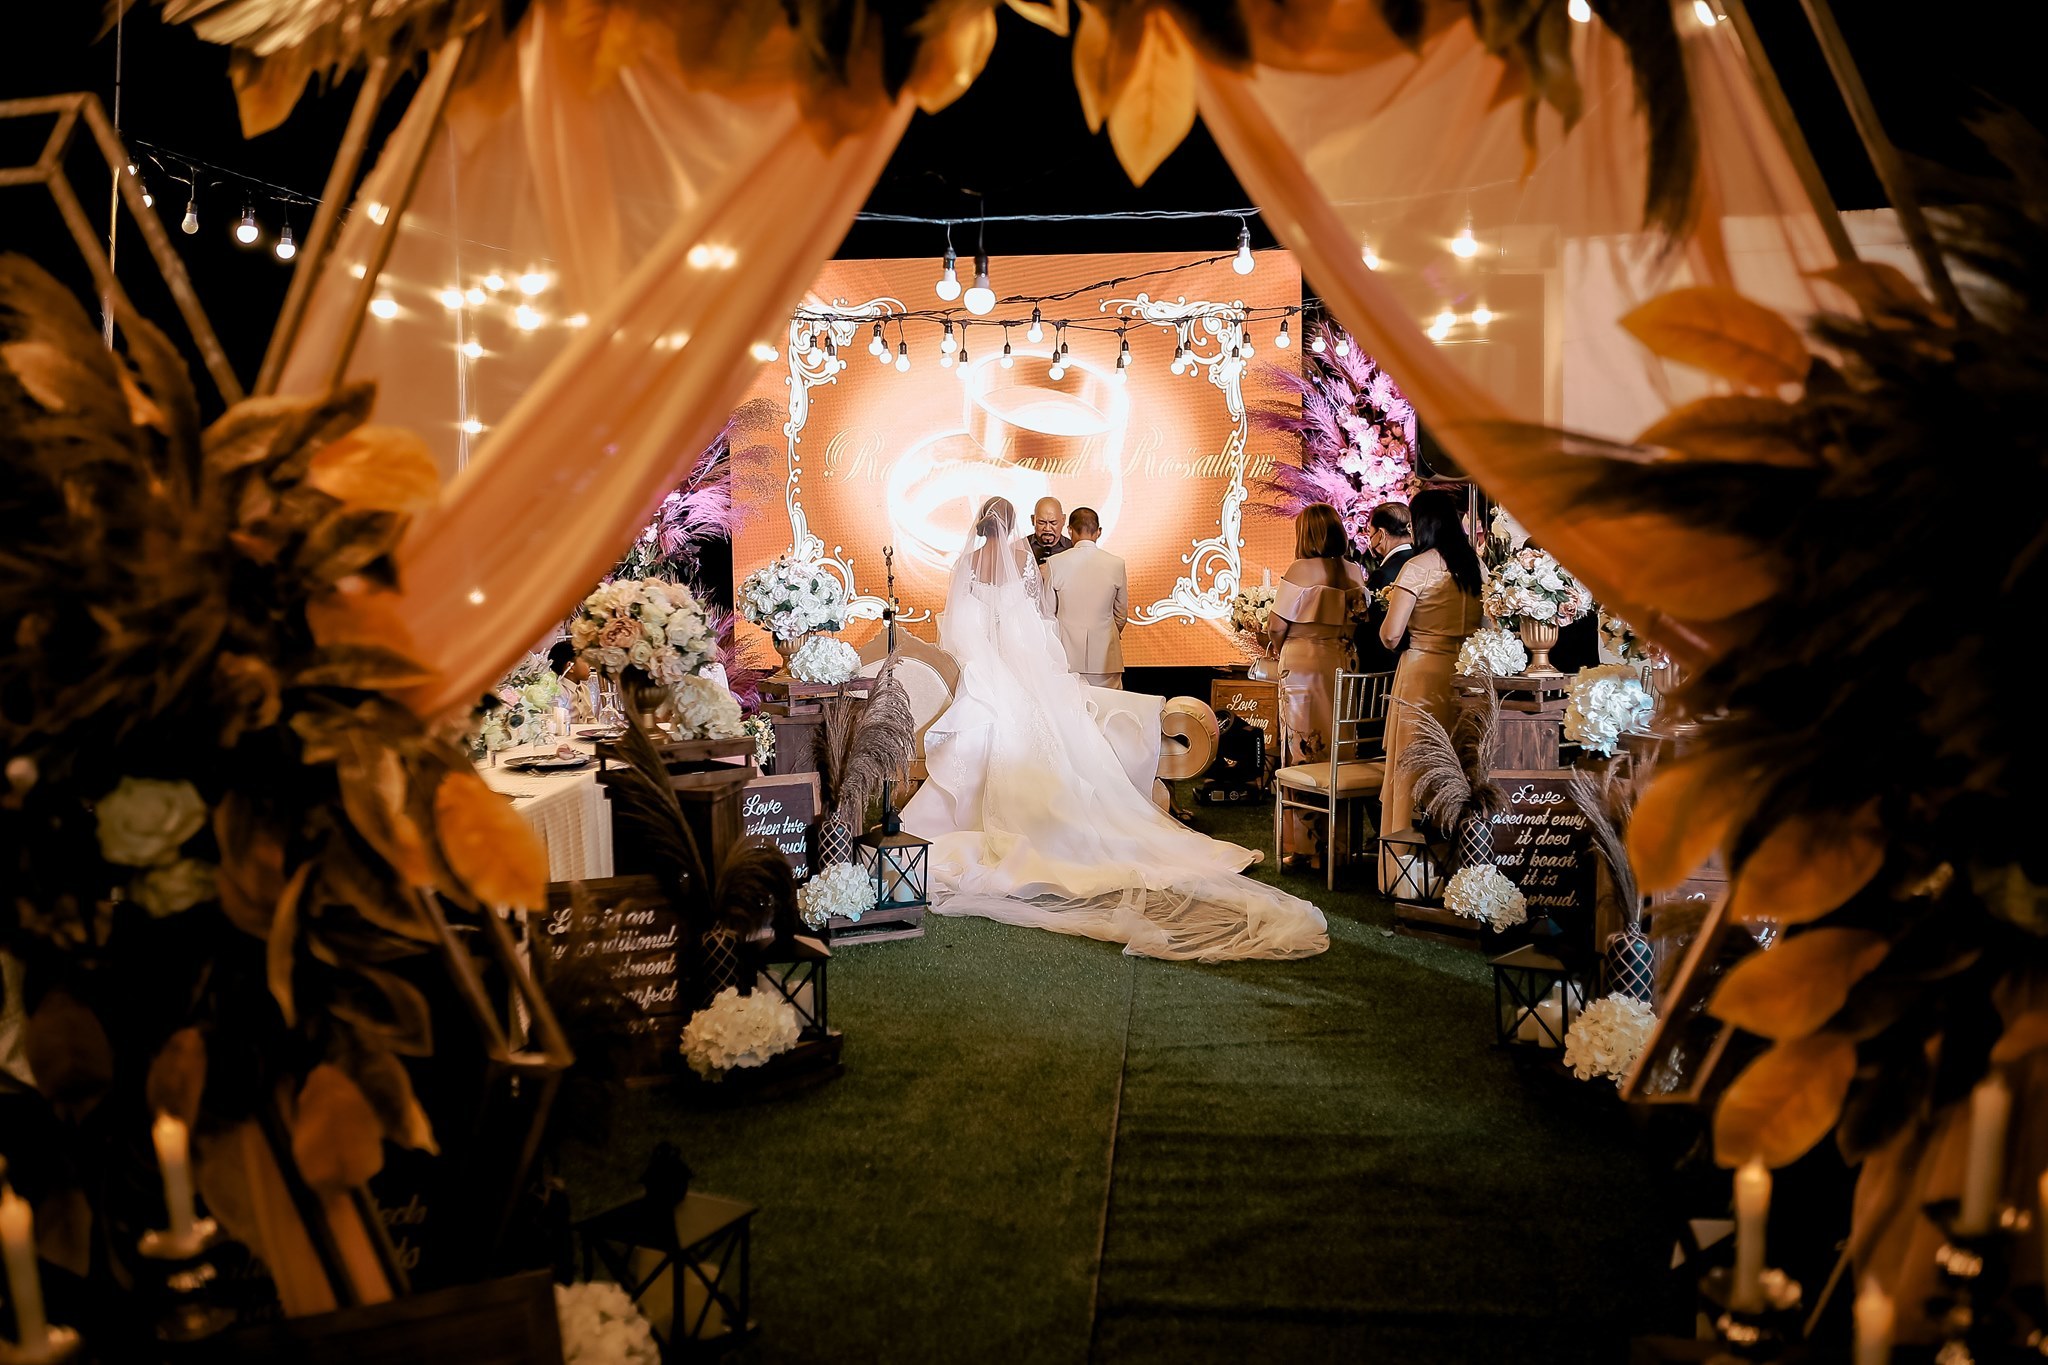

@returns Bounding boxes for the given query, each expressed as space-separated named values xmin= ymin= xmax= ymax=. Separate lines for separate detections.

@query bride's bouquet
xmin=739 ymin=555 xmax=848 ymax=645
xmin=1481 ymin=549 xmax=1593 ymax=629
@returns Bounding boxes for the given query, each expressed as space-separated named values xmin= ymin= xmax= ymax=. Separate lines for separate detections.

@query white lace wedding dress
xmin=899 ymin=514 xmax=1328 ymax=962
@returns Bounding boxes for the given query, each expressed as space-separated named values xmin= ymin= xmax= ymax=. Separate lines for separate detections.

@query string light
xmin=1568 ymin=0 xmax=1592 ymax=19
xmin=234 ymin=205 xmax=259 ymax=244
xmin=459 ymin=418 xmax=485 ymax=435
xmin=1275 ymin=317 xmax=1293 ymax=349
xmin=366 ymin=201 xmax=389 ymax=225
xmin=1434 ymin=308 xmax=1457 ymax=331
xmin=1115 ymin=327 xmax=1130 ymax=383
xmin=964 ymin=252 xmax=996 ymax=315
xmin=869 ymin=322 xmax=886 ymax=356
xmin=483 ymin=272 xmax=506 ymax=292
xmin=514 ymin=303 xmax=543 ymax=331
xmin=1309 ymin=331 xmax=1326 ymax=354
xmin=180 ymin=187 xmax=198 ymax=235
xmin=1048 ymin=353 xmax=1066 ymax=381
xmin=1241 ymin=329 xmax=1255 ymax=358
xmin=1000 ymin=324 xmax=1014 ymax=369
xmin=1361 ymin=240 xmax=1381 ymax=271
xmin=1451 ymin=215 xmax=1479 ymax=259
xmin=1471 ymin=304 xmax=1494 ymax=327
xmin=464 ymin=286 xmax=486 ymax=306
xmin=439 ymin=287 xmax=464 ymax=309
xmin=935 ymin=241 xmax=961 ymax=301
xmin=1693 ymin=0 xmax=1721 ymax=23
xmin=750 ymin=341 xmax=779 ymax=362
xmin=1232 ymin=220 xmax=1255 ymax=276
xmin=517 ymin=270 xmax=550 ymax=295
xmin=369 ymin=296 xmax=399 ymax=320
xmin=1027 ymin=307 xmax=1044 ymax=342
xmin=940 ymin=320 xmax=957 ymax=354
xmin=274 ymin=223 xmax=296 ymax=261
xmin=1334 ymin=336 xmax=1351 ymax=357
xmin=1170 ymin=344 xmax=1187 ymax=375
xmin=564 ymin=313 xmax=589 ymax=328
xmin=955 ymin=328 xmax=969 ymax=377
xmin=460 ymin=339 xmax=484 ymax=359
xmin=895 ymin=337 xmax=910 ymax=373
xmin=139 ymin=180 xmax=153 ymax=209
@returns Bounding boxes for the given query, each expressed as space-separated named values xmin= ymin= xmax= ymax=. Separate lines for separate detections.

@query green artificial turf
xmin=559 ymin=796 xmax=1670 ymax=1364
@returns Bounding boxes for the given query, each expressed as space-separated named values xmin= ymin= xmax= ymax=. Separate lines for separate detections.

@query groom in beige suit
xmin=1043 ymin=507 xmax=1129 ymax=689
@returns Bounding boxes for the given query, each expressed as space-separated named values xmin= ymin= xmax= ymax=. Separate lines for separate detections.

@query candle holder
xmin=1920 ymin=1199 xmax=2036 ymax=1358
xmin=136 ymin=1218 xmax=235 ymax=1343
xmin=1697 ymin=1265 xmax=1804 ymax=1360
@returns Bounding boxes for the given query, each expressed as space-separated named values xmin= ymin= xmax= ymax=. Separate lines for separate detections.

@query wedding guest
xmin=1270 ymin=502 xmax=1368 ymax=870
xmin=1377 ymin=488 xmax=1484 ymax=895
xmin=1357 ymin=501 xmax=1414 ymax=674
xmin=1025 ymin=496 xmax=1073 ymax=564
xmin=547 ymin=639 xmax=597 ymax=723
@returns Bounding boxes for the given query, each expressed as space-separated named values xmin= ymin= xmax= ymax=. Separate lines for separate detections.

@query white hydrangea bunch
xmin=1480 ymin=549 xmax=1594 ymax=628
xmin=738 ymin=555 xmax=848 ymax=641
xmin=680 ymin=986 xmax=802 ymax=1079
xmin=1455 ymin=625 xmax=1528 ymax=677
xmin=787 ymin=635 xmax=860 ymax=684
xmin=1444 ymin=864 xmax=1527 ymax=931
xmin=1564 ymin=664 xmax=1656 ymax=757
xmin=1229 ymin=584 xmax=1276 ymax=634
xmin=1563 ymin=993 xmax=1658 ymax=1085
xmin=554 ymin=1281 xmax=660 ymax=1365
xmin=569 ymin=578 xmax=718 ymax=684
xmin=668 ymin=674 xmax=745 ymax=740
xmin=797 ymin=860 xmax=874 ymax=928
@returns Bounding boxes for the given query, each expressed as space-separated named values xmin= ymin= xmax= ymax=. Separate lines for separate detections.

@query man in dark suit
xmin=1356 ymin=501 xmax=1414 ymax=674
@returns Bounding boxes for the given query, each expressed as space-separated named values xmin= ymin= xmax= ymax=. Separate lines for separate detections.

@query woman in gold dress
xmin=1376 ymin=488 xmax=1484 ymax=894
xmin=1269 ymin=503 xmax=1367 ymax=869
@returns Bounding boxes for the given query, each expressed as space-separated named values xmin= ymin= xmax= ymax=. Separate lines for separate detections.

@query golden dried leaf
xmin=434 ymin=767 xmax=549 ymax=910
xmin=1727 ymin=800 xmax=1886 ymax=926
xmin=1106 ymin=9 xmax=1198 ymax=187
xmin=1807 ymin=261 xmax=1945 ymax=326
xmin=1709 ymin=928 xmax=1891 ymax=1040
xmin=1635 ymin=395 xmax=1817 ymax=467
xmin=1596 ymin=512 xmax=1779 ymax=622
xmin=25 ymin=991 xmax=114 ymax=1120
xmin=1991 ymin=1009 xmax=2048 ymax=1064
xmin=352 ymin=1046 xmax=439 ymax=1154
xmin=34 ymin=1187 xmax=93 ymax=1278
xmin=1006 ymin=0 xmax=1071 ymax=35
xmin=146 ymin=1027 xmax=209 ymax=1129
xmin=203 ymin=385 xmax=373 ymax=480
xmin=1713 ymin=1033 xmax=1857 ymax=1168
xmin=307 ymin=425 xmax=440 ymax=513
xmin=291 ymin=1064 xmax=386 ymax=1192
xmin=1621 ymin=287 xmax=1810 ymax=390
xmin=334 ymin=734 xmax=441 ymax=890
xmin=908 ymin=5 xmax=998 ymax=115
xmin=1071 ymin=0 xmax=1112 ymax=131
xmin=118 ymin=367 xmax=168 ymax=431
xmin=230 ymin=48 xmax=312 ymax=137
xmin=293 ymin=644 xmax=437 ymax=695
xmin=3 ymin=339 xmax=101 ymax=413
xmin=1627 ymin=753 xmax=1751 ymax=894
xmin=307 ymin=577 xmax=418 ymax=658
xmin=215 ymin=794 xmax=286 ymax=938
xmin=269 ymin=863 xmax=310 ymax=1026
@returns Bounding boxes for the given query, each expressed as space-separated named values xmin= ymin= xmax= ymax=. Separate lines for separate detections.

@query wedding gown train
xmin=900 ymin=510 xmax=1328 ymax=962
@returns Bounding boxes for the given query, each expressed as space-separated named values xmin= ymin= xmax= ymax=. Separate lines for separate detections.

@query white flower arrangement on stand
xmin=786 ymin=636 xmax=861 ymax=685
xmin=1563 ymin=993 xmax=1658 ymax=1085
xmin=1563 ymin=664 xmax=1657 ymax=757
xmin=1443 ymin=864 xmax=1528 ymax=931
xmin=1455 ymin=625 xmax=1529 ymax=678
xmin=738 ymin=554 xmax=848 ymax=644
xmin=669 ymin=674 xmax=745 ymax=740
xmin=797 ymin=861 xmax=874 ymax=928
xmin=1229 ymin=583 xmax=1276 ymax=636
xmin=742 ymin=714 xmax=776 ymax=771
xmin=679 ymin=986 xmax=802 ymax=1080
xmin=1480 ymin=549 xmax=1594 ymax=629
xmin=569 ymin=578 xmax=719 ymax=686
xmin=555 ymin=1282 xmax=660 ymax=1365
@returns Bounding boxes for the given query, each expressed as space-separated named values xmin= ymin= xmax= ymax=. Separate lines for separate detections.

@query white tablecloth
xmin=479 ymin=743 xmax=614 ymax=883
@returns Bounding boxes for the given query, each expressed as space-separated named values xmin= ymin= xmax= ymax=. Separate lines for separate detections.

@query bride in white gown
xmin=900 ymin=497 xmax=1329 ymax=961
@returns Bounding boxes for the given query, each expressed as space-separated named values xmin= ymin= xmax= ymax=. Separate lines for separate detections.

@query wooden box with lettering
xmin=535 ymin=875 xmax=687 ymax=1081
xmin=741 ymin=773 xmax=821 ymax=879
xmin=1210 ymin=675 xmax=1278 ymax=784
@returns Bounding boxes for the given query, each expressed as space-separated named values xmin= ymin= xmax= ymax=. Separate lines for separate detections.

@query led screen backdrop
xmin=730 ymin=251 xmax=1303 ymax=667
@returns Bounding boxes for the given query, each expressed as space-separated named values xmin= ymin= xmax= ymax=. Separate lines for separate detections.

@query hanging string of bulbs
xmin=125 ymin=138 xmax=320 ymax=261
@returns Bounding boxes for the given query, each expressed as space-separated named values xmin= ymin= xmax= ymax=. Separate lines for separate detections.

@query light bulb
xmin=1693 ymin=0 xmax=1720 ymax=22
xmin=1362 ymin=242 xmax=1381 ymax=271
xmin=1434 ymin=309 xmax=1457 ymax=330
xmin=1027 ymin=308 xmax=1044 ymax=343
xmin=439 ymin=287 xmax=463 ymax=309
xmin=869 ymin=323 xmax=885 ymax=356
xmin=940 ymin=322 xmax=957 ymax=354
xmin=517 ymin=271 xmax=549 ymax=295
xmin=1232 ymin=222 xmax=1255 ymax=276
xmin=1242 ymin=339 xmax=1255 ymax=358
xmin=274 ymin=225 xmax=296 ymax=260
xmin=234 ymin=206 xmax=259 ymax=244
xmin=1335 ymin=337 xmax=1350 ymax=357
xmin=369 ymin=296 xmax=399 ymax=320
xmin=1428 ymin=322 xmax=1450 ymax=344
xmin=1049 ymin=360 xmax=1066 ymax=380
xmin=1230 ymin=346 xmax=1241 ymax=362
xmin=1452 ymin=224 xmax=1479 ymax=259
xmin=1118 ymin=336 xmax=1131 ymax=364
xmin=126 ymin=161 xmax=138 ymax=176
xmin=1472 ymin=304 xmax=1494 ymax=327
xmin=941 ymin=351 xmax=955 ymax=369
xmin=878 ymin=345 xmax=892 ymax=366
xmin=1276 ymin=319 xmax=1293 ymax=349
xmin=465 ymin=287 xmax=486 ymax=306
xmin=1568 ymin=0 xmax=1592 ymax=19
xmin=896 ymin=342 xmax=910 ymax=372
xmin=514 ymin=304 xmax=543 ymax=331
xmin=460 ymin=340 xmax=484 ymax=359
xmin=963 ymin=253 xmax=995 ymax=315
xmin=459 ymin=418 xmax=485 ymax=435
xmin=1000 ymin=342 xmax=1014 ymax=369
xmin=1170 ymin=354 xmax=1187 ymax=376
xmin=1114 ymin=368 xmax=1125 ymax=384
xmin=936 ymin=246 xmax=961 ymax=301
xmin=140 ymin=184 xmax=154 ymax=208
xmin=366 ymin=200 xmax=389 ymax=225
xmin=750 ymin=342 xmax=779 ymax=362
xmin=1310 ymin=334 xmax=1326 ymax=354
xmin=483 ymin=272 xmax=506 ymax=292
xmin=180 ymin=198 xmax=198 ymax=234
xmin=564 ymin=313 xmax=588 ymax=328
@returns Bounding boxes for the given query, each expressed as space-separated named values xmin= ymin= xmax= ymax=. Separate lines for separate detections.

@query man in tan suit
xmin=1043 ymin=507 xmax=1129 ymax=689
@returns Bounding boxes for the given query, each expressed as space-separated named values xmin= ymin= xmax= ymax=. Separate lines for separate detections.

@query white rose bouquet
xmin=743 ymin=714 xmax=776 ymax=772
xmin=797 ymin=860 xmax=875 ymax=928
xmin=1563 ymin=993 xmax=1658 ymax=1085
xmin=669 ymin=674 xmax=745 ymax=740
xmin=1229 ymin=584 xmax=1277 ymax=637
xmin=1455 ymin=625 xmax=1528 ymax=677
xmin=569 ymin=578 xmax=718 ymax=686
xmin=554 ymin=1282 xmax=660 ymax=1365
xmin=787 ymin=636 xmax=860 ymax=685
xmin=1443 ymin=864 xmax=1528 ymax=931
xmin=1564 ymin=664 xmax=1656 ymax=757
xmin=96 ymin=776 xmax=219 ymax=918
xmin=680 ymin=986 xmax=802 ymax=1079
xmin=1480 ymin=549 xmax=1593 ymax=629
xmin=738 ymin=555 xmax=848 ymax=642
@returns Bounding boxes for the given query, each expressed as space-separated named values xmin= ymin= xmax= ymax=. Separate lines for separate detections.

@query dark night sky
xmin=4 ymin=1 xmax=2041 ymax=404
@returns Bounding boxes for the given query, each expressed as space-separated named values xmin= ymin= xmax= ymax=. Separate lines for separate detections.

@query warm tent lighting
xmin=1568 ymin=0 xmax=1592 ymax=20
xmin=369 ymin=297 xmax=399 ymax=320
xmin=751 ymin=342 xmax=780 ymax=362
xmin=459 ymin=340 xmax=485 ymax=359
xmin=465 ymin=286 xmax=486 ymax=306
xmin=274 ymin=225 xmax=296 ymax=261
xmin=514 ymin=304 xmax=544 ymax=331
xmin=1451 ymin=224 xmax=1479 ymax=259
xmin=1471 ymin=305 xmax=1494 ymax=327
xmin=1362 ymin=241 xmax=1381 ymax=271
xmin=1693 ymin=0 xmax=1721 ymax=22
xmin=1232 ymin=223 xmax=1255 ymax=276
xmin=439 ymin=288 xmax=464 ymax=310
xmin=564 ymin=313 xmax=589 ymax=328
xmin=234 ymin=206 xmax=259 ymax=244
xmin=459 ymin=418 xmax=485 ymax=435
xmin=963 ymin=254 xmax=996 ymax=315
xmin=517 ymin=270 xmax=550 ymax=295
xmin=483 ymin=273 xmax=506 ymax=292
xmin=935 ymin=247 xmax=961 ymax=302
xmin=366 ymin=200 xmax=389 ymax=225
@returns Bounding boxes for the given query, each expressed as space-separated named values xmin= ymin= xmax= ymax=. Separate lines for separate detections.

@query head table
xmin=478 ymin=740 xmax=613 ymax=882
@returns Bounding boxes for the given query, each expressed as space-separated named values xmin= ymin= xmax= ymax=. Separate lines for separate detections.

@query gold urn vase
xmin=1517 ymin=619 xmax=1562 ymax=678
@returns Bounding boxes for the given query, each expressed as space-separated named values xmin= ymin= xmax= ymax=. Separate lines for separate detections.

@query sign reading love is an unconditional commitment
xmin=536 ymin=874 xmax=686 ymax=1078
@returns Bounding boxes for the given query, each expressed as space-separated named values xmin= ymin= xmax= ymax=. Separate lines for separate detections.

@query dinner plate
xmin=574 ymin=726 xmax=627 ymax=741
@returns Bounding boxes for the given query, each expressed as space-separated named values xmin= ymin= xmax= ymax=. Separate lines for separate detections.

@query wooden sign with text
xmin=536 ymin=875 xmax=685 ymax=1078
xmin=1485 ymin=771 xmax=1598 ymax=925
xmin=742 ymin=772 xmax=821 ymax=880
xmin=1210 ymin=677 xmax=1278 ymax=763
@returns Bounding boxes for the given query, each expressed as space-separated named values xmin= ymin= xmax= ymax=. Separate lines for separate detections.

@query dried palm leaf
xmin=1571 ymin=760 xmax=1638 ymax=928
xmin=599 ymin=712 xmax=710 ymax=898
xmin=827 ymin=658 xmax=916 ymax=827
xmin=1399 ymin=700 xmax=1468 ymax=834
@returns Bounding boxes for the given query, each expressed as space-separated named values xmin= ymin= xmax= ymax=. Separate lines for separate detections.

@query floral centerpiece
xmin=1563 ymin=664 xmax=1656 ymax=757
xmin=555 ymin=1281 xmax=661 ymax=1365
xmin=1229 ymin=583 xmax=1277 ymax=653
xmin=473 ymin=652 xmax=563 ymax=754
xmin=1455 ymin=624 xmax=1528 ymax=678
xmin=738 ymin=554 xmax=848 ymax=660
xmin=742 ymin=714 xmax=776 ymax=772
xmin=679 ymin=986 xmax=802 ymax=1079
xmin=787 ymin=635 xmax=861 ymax=685
xmin=669 ymin=674 xmax=745 ymax=740
xmin=1480 ymin=549 xmax=1594 ymax=677
xmin=797 ymin=860 xmax=874 ymax=928
xmin=1563 ymin=993 xmax=1657 ymax=1085
xmin=571 ymin=578 xmax=719 ymax=728
xmin=1443 ymin=863 xmax=1528 ymax=931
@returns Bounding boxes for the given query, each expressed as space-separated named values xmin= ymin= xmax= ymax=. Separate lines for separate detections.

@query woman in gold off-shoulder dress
xmin=1269 ymin=503 xmax=1367 ymax=869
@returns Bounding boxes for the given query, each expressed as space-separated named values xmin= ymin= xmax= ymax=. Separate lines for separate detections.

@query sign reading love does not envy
xmin=1485 ymin=771 xmax=1598 ymax=923
xmin=536 ymin=874 xmax=686 ymax=1077
xmin=742 ymin=772 xmax=821 ymax=879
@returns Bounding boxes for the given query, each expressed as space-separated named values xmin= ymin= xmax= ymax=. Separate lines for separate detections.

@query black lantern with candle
xmin=1380 ymin=827 xmax=1446 ymax=903
xmin=856 ymin=781 xmax=929 ymax=915
xmin=1488 ymin=944 xmax=1590 ymax=1052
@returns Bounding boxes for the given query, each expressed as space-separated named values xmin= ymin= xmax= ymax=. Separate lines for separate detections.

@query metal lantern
xmin=1380 ymin=827 xmax=1446 ymax=902
xmin=755 ymin=933 xmax=831 ymax=1040
xmin=856 ymin=794 xmax=929 ymax=911
xmin=1489 ymin=944 xmax=1591 ymax=1051
xmin=576 ymin=1144 xmax=757 ymax=1360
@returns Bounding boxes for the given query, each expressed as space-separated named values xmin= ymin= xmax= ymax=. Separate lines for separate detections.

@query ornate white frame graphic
xmin=772 ymin=293 xmax=1256 ymax=628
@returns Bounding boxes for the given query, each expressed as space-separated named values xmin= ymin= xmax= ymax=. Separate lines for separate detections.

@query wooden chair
xmin=1272 ymin=669 xmax=1394 ymax=890
xmin=855 ymin=625 xmax=961 ymax=792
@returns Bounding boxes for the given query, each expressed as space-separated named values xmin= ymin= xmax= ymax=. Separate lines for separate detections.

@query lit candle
xmin=152 ymin=1112 xmax=197 ymax=1244
xmin=1261 ymin=567 xmax=1271 ymax=588
xmin=1853 ymin=1278 xmax=1892 ymax=1365
xmin=1732 ymin=1158 xmax=1770 ymax=1312
xmin=0 ymin=1185 xmax=46 ymax=1351
xmin=1958 ymin=1072 xmax=2010 ymax=1235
